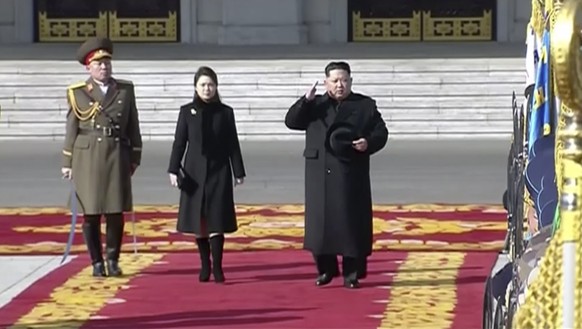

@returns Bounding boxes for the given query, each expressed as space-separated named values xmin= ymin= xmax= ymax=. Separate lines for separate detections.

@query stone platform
xmin=0 ymin=42 xmax=526 ymax=140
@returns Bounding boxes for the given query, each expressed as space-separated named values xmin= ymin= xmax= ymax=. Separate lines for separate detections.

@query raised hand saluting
xmin=305 ymin=81 xmax=318 ymax=101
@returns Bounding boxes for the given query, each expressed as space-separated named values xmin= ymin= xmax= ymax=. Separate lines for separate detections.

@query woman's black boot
xmin=196 ymin=237 xmax=211 ymax=282
xmin=210 ymin=235 xmax=225 ymax=283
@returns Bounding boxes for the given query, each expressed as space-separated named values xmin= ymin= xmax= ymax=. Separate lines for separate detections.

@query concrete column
xmin=510 ymin=0 xmax=531 ymax=42
xmin=180 ymin=0 xmax=191 ymax=43
xmin=16 ymin=0 xmax=35 ymax=42
xmin=218 ymin=0 xmax=307 ymax=45
xmin=180 ymin=0 xmax=198 ymax=43
xmin=1 ymin=0 xmax=33 ymax=43
xmin=329 ymin=0 xmax=348 ymax=43
xmin=496 ymin=0 xmax=510 ymax=42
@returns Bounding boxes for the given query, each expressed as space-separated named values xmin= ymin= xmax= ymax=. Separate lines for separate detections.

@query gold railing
xmin=422 ymin=10 xmax=492 ymax=41
xmin=108 ymin=11 xmax=178 ymax=42
xmin=37 ymin=11 xmax=108 ymax=42
xmin=352 ymin=11 xmax=421 ymax=41
xmin=36 ymin=11 xmax=178 ymax=42
xmin=351 ymin=10 xmax=493 ymax=41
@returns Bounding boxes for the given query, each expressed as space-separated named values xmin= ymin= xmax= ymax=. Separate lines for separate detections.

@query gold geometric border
xmin=0 ymin=203 xmax=505 ymax=216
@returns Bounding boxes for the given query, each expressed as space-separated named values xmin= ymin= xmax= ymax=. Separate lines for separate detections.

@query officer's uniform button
xmin=114 ymin=137 xmax=119 ymax=142
xmin=97 ymin=137 xmax=102 ymax=142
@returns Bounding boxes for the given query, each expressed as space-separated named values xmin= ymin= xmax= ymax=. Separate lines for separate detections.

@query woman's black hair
xmin=193 ymin=66 xmax=221 ymax=103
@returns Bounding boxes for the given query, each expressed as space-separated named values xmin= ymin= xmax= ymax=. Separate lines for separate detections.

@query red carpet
xmin=0 ymin=250 xmax=497 ymax=329
xmin=0 ymin=204 xmax=506 ymax=255
xmin=0 ymin=204 xmax=506 ymax=328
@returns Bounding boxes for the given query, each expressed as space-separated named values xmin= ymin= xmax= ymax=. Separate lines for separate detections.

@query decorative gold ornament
xmin=552 ymin=0 xmax=582 ymax=109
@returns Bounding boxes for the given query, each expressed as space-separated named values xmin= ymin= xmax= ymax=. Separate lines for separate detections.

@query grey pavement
xmin=0 ymin=138 xmax=510 ymax=310
xmin=0 ymin=256 xmax=74 ymax=309
xmin=0 ymin=139 xmax=509 ymax=207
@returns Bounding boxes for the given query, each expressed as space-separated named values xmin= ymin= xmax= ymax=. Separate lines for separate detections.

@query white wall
xmin=182 ymin=0 xmax=346 ymax=45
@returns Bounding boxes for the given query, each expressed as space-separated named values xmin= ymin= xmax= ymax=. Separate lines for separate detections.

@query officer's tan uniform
xmin=61 ymin=37 xmax=142 ymax=277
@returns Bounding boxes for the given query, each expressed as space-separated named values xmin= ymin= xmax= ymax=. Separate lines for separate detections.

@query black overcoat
xmin=168 ymin=99 xmax=246 ymax=235
xmin=285 ymin=92 xmax=388 ymax=257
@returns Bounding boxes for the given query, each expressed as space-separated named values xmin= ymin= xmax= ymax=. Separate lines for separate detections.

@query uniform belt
xmin=78 ymin=127 xmax=118 ymax=137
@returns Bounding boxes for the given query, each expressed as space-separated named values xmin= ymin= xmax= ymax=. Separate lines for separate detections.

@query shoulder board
xmin=115 ymin=79 xmax=134 ymax=86
xmin=67 ymin=81 xmax=87 ymax=90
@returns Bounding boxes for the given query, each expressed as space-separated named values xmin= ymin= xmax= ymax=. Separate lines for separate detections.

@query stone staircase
xmin=0 ymin=58 xmax=524 ymax=141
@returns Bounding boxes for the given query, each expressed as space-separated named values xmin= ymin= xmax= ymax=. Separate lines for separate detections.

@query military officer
xmin=60 ymin=37 xmax=142 ymax=277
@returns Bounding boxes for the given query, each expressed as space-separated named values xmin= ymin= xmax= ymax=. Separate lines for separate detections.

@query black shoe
xmin=210 ymin=235 xmax=225 ymax=283
xmin=343 ymin=278 xmax=360 ymax=289
xmin=315 ymin=273 xmax=334 ymax=286
xmin=107 ymin=260 xmax=123 ymax=277
xmin=196 ymin=238 xmax=211 ymax=282
xmin=92 ymin=262 xmax=107 ymax=277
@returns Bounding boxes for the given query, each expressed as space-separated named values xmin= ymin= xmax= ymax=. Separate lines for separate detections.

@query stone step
xmin=0 ymin=72 xmax=523 ymax=83
xmin=0 ymin=73 xmax=525 ymax=89
xmin=0 ymin=56 xmax=523 ymax=140
xmin=2 ymin=105 xmax=513 ymax=116
xmin=0 ymin=97 xmax=511 ymax=117
xmin=0 ymin=58 xmax=524 ymax=73
xmin=0 ymin=60 xmax=522 ymax=74
xmin=0 ymin=108 xmax=511 ymax=125
xmin=0 ymin=94 xmax=515 ymax=111
xmin=1 ymin=83 xmax=523 ymax=99
xmin=143 ymin=121 xmax=513 ymax=136
xmin=2 ymin=87 xmax=518 ymax=99
xmin=0 ymin=120 xmax=512 ymax=139
xmin=0 ymin=74 xmax=525 ymax=88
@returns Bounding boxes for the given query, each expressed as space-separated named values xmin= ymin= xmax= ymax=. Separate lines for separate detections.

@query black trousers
xmin=314 ymin=254 xmax=367 ymax=280
xmin=82 ymin=213 xmax=124 ymax=264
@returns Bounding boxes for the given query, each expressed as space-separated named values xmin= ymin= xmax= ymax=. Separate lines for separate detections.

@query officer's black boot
xmin=105 ymin=213 xmax=124 ymax=277
xmin=82 ymin=215 xmax=106 ymax=277
xmin=196 ymin=237 xmax=211 ymax=282
xmin=209 ymin=235 xmax=225 ymax=283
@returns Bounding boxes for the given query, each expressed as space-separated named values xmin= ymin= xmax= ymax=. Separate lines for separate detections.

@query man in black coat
xmin=284 ymin=61 xmax=389 ymax=288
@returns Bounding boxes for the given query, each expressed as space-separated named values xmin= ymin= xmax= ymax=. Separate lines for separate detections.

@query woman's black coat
xmin=168 ymin=99 xmax=246 ymax=235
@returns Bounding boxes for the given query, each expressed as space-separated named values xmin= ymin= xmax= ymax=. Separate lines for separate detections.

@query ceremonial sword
xmin=61 ymin=179 xmax=78 ymax=265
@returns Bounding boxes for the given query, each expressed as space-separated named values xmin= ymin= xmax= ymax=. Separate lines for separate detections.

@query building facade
xmin=0 ymin=0 xmax=531 ymax=45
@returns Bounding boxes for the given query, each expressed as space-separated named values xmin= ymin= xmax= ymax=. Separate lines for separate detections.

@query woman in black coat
xmin=168 ymin=66 xmax=246 ymax=283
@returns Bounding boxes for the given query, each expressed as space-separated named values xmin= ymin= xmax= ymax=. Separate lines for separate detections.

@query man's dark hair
xmin=324 ymin=61 xmax=351 ymax=77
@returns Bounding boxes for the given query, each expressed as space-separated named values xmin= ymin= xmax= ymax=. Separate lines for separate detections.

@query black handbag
xmin=176 ymin=166 xmax=186 ymax=189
